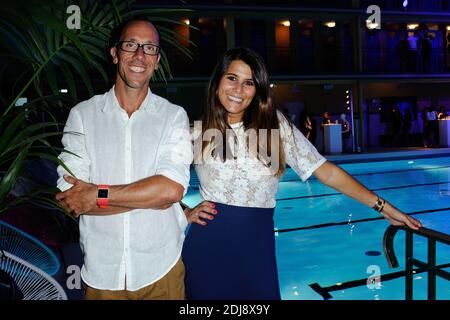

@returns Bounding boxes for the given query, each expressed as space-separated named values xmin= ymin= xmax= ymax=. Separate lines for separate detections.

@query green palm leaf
xmin=0 ymin=147 xmax=29 ymax=201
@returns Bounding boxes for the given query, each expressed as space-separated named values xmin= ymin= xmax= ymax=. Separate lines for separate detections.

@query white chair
xmin=0 ymin=220 xmax=66 ymax=300
xmin=0 ymin=220 xmax=60 ymax=276
xmin=1 ymin=251 xmax=67 ymax=300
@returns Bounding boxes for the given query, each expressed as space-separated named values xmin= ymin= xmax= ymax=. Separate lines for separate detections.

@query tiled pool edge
xmin=325 ymin=148 xmax=450 ymax=164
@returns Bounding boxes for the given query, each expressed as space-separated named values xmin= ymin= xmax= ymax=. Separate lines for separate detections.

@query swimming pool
xmin=182 ymin=156 xmax=450 ymax=300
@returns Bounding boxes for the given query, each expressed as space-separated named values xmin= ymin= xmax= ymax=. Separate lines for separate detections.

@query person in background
xmin=438 ymin=106 xmax=448 ymax=120
xmin=422 ymin=107 xmax=430 ymax=148
xmin=321 ymin=111 xmax=332 ymax=128
xmin=320 ymin=111 xmax=332 ymax=152
xmin=420 ymin=31 xmax=432 ymax=72
xmin=426 ymin=105 xmax=439 ymax=147
xmin=407 ymin=31 xmax=419 ymax=72
xmin=397 ymin=33 xmax=409 ymax=72
xmin=298 ymin=107 xmax=314 ymax=144
xmin=402 ymin=108 xmax=412 ymax=147
xmin=391 ymin=106 xmax=403 ymax=147
xmin=339 ymin=113 xmax=351 ymax=152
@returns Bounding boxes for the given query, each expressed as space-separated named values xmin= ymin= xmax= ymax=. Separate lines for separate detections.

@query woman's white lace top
xmin=194 ymin=112 xmax=326 ymax=208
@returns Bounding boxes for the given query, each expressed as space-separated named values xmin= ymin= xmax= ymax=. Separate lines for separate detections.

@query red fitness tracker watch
xmin=97 ymin=185 xmax=110 ymax=209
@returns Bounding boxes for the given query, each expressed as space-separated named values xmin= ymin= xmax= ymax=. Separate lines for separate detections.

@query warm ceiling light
xmin=447 ymin=26 xmax=450 ymax=31
xmin=407 ymin=23 xmax=418 ymax=30
xmin=324 ymin=21 xmax=336 ymax=28
xmin=281 ymin=20 xmax=290 ymax=27
xmin=182 ymin=19 xmax=190 ymax=25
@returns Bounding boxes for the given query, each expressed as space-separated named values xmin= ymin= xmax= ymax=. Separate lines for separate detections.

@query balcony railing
xmin=363 ymin=47 xmax=448 ymax=74
xmin=164 ymin=45 xmax=450 ymax=78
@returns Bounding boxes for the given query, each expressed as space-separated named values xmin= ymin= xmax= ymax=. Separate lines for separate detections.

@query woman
xmin=181 ymin=47 xmax=421 ymax=300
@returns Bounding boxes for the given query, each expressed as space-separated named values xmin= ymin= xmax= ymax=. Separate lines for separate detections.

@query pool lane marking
xmin=276 ymin=180 xmax=450 ymax=201
xmin=309 ymin=262 xmax=450 ymax=300
xmin=275 ymin=207 xmax=450 ymax=234
xmin=187 ymin=165 xmax=450 ymax=188
xmin=280 ymin=164 xmax=450 ymax=182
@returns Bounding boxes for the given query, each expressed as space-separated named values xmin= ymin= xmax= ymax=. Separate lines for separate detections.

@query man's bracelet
xmin=372 ymin=196 xmax=386 ymax=213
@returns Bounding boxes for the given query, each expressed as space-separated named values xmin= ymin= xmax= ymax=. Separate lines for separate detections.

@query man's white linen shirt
xmin=57 ymin=86 xmax=193 ymax=291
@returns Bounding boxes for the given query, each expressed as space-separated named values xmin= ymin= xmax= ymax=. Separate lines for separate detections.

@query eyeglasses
xmin=116 ymin=41 xmax=161 ymax=55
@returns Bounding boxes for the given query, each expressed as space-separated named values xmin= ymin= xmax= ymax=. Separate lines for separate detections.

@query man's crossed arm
xmin=55 ymin=175 xmax=185 ymax=217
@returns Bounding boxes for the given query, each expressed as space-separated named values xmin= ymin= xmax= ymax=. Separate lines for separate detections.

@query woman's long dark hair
xmin=200 ymin=47 xmax=286 ymax=176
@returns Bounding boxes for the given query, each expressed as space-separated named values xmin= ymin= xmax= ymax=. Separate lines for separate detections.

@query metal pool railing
xmin=383 ymin=225 xmax=450 ymax=300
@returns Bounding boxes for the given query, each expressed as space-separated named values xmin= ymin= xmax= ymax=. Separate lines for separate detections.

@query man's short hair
xmin=108 ymin=16 xmax=159 ymax=49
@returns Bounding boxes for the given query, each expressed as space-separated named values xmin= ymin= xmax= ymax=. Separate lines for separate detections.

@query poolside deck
xmin=325 ymin=147 xmax=450 ymax=163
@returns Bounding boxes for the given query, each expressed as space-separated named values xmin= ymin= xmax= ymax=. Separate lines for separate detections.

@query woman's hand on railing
xmin=184 ymin=201 xmax=217 ymax=226
xmin=381 ymin=203 xmax=422 ymax=230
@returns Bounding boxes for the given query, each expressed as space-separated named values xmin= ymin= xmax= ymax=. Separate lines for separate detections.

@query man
xmin=55 ymin=18 xmax=193 ymax=300
xmin=320 ymin=111 xmax=331 ymax=152
xmin=407 ymin=31 xmax=418 ymax=72
xmin=321 ymin=111 xmax=331 ymax=128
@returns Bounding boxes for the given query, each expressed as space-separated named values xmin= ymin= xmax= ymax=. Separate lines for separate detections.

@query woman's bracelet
xmin=372 ymin=196 xmax=386 ymax=213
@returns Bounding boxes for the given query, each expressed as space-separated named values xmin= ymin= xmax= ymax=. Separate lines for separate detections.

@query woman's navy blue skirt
xmin=182 ymin=202 xmax=280 ymax=300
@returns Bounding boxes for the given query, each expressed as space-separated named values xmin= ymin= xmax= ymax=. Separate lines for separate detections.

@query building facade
xmin=141 ymin=0 xmax=450 ymax=150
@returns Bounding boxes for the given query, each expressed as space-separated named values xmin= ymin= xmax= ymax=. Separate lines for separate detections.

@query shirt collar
xmin=102 ymin=85 xmax=154 ymax=113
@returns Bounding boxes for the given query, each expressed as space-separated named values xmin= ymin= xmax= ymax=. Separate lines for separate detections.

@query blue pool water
xmin=182 ymin=156 xmax=450 ymax=300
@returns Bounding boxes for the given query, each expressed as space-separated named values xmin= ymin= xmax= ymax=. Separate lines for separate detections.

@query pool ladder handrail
xmin=383 ymin=225 xmax=450 ymax=300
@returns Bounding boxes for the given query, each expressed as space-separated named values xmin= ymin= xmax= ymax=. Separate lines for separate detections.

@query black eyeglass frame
xmin=115 ymin=40 xmax=161 ymax=55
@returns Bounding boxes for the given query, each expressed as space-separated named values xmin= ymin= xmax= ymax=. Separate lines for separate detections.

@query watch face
xmin=98 ymin=189 xmax=109 ymax=198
